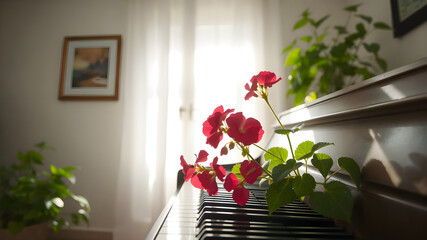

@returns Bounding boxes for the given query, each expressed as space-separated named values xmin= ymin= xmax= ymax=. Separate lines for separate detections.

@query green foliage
xmin=0 ymin=142 xmax=90 ymax=235
xmin=309 ymin=181 xmax=354 ymax=222
xmin=264 ymin=147 xmax=287 ymax=171
xmin=266 ymin=178 xmax=296 ymax=214
xmin=338 ymin=157 xmax=361 ymax=189
xmin=283 ymin=4 xmax=392 ymax=106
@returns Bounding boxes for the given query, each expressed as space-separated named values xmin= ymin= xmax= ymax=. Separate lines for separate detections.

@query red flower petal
xmin=211 ymin=157 xmax=226 ymax=182
xmin=253 ymin=71 xmax=281 ymax=88
xmin=198 ymin=171 xmax=218 ymax=196
xmin=195 ymin=150 xmax=209 ymax=164
xmin=226 ymin=112 xmax=264 ymax=146
xmin=202 ymin=106 xmax=234 ymax=148
xmin=180 ymin=155 xmax=195 ymax=181
xmin=206 ymin=132 xmax=223 ymax=149
xmin=224 ymin=173 xmax=240 ymax=192
xmin=240 ymin=160 xmax=263 ymax=184
xmin=190 ymin=174 xmax=204 ymax=189
xmin=232 ymin=186 xmax=249 ymax=206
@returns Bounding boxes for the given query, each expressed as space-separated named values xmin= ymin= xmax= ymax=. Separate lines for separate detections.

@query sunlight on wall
xmin=366 ymin=128 xmax=402 ymax=187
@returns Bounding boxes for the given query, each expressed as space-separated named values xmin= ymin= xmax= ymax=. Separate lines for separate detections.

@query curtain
xmin=114 ymin=0 xmax=282 ymax=239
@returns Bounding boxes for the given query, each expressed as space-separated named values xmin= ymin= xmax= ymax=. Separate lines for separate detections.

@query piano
xmin=147 ymin=58 xmax=427 ymax=240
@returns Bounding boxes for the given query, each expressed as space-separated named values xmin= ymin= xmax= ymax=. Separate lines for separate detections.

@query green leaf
xmin=231 ymin=164 xmax=243 ymax=180
xmin=356 ymin=14 xmax=372 ymax=24
xmin=27 ymin=150 xmax=43 ymax=164
xmin=376 ymin=57 xmax=387 ymax=71
xmin=72 ymin=194 xmax=91 ymax=211
xmin=309 ymin=181 xmax=354 ymax=222
xmin=338 ymin=157 xmax=361 ymax=189
xmin=293 ymin=18 xmax=308 ymax=30
xmin=71 ymin=213 xmax=79 ymax=225
xmin=356 ymin=67 xmax=375 ymax=79
xmin=274 ymin=123 xmax=303 ymax=136
xmin=314 ymin=15 xmax=330 ymax=28
xmin=363 ymin=43 xmax=380 ymax=53
xmin=311 ymin=153 xmax=333 ymax=179
xmin=344 ymin=4 xmax=361 ymax=12
xmin=35 ymin=141 xmax=55 ymax=150
xmin=282 ymin=40 xmax=296 ymax=54
xmin=293 ymin=173 xmax=316 ymax=197
xmin=285 ymin=48 xmax=301 ymax=66
xmin=7 ymin=221 xmax=25 ymax=236
xmin=356 ymin=23 xmax=367 ymax=37
xmin=334 ymin=26 xmax=347 ymax=34
xmin=78 ymin=209 xmax=90 ymax=224
xmin=316 ymin=33 xmax=327 ymax=42
xmin=300 ymin=36 xmax=312 ymax=43
xmin=265 ymin=147 xmax=288 ymax=171
xmin=295 ymin=141 xmax=314 ymax=160
xmin=374 ymin=22 xmax=392 ymax=30
xmin=266 ymin=178 xmax=296 ymax=214
xmin=271 ymin=159 xmax=303 ymax=182
xmin=311 ymin=142 xmax=334 ymax=153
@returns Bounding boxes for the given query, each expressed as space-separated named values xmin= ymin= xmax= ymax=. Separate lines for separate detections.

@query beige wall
xmin=0 ymin=0 xmax=129 ymax=235
xmin=0 ymin=0 xmax=426 ymax=238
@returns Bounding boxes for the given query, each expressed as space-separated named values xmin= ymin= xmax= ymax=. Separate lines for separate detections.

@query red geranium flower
xmin=180 ymin=150 xmax=208 ymax=183
xmin=226 ymin=112 xmax=264 ymax=146
xmin=223 ymin=160 xmax=263 ymax=206
xmin=224 ymin=173 xmax=249 ymax=206
xmin=240 ymin=160 xmax=263 ymax=184
xmin=253 ymin=71 xmax=281 ymax=88
xmin=203 ymin=106 xmax=234 ymax=148
xmin=244 ymin=71 xmax=282 ymax=100
xmin=210 ymin=157 xmax=226 ymax=181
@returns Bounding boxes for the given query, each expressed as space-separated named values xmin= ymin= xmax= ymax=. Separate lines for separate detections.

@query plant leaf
xmin=334 ymin=26 xmax=347 ymax=34
xmin=265 ymin=147 xmax=288 ymax=171
xmin=374 ymin=22 xmax=392 ymax=30
xmin=282 ymin=40 xmax=296 ymax=54
xmin=7 ymin=221 xmax=25 ymax=236
xmin=344 ymin=4 xmax=361 ymax=12
xmin=311 ymin=153 xmax=333 ymax=179
xmin=311 ymin=142 xmax=334 ymax=153
xmin=356 ymin=14 xmax=372 ymax=24
xmin=338 ymin=157 xmax=361 ymax=189
xmin=271 ymin=159 xmax=303 ymax=182
xmin=293 ymin=173 xmax=316 ymax=197
xmin=314 ymin=15 xmax=330 ymax=28
xmin=293 ymin=18 xmax=308 ymax=30
xmin=231 ymin=163 xmax=243 ymax=180
xmin=376 ymin=56 xmax=387 ymax=71
xmin=266 ymin=178 xmax=296 ymax=214
xmin=309 ymin=181 xmax=354 ymax=222
xmin=300 ymin=36 xmax=312 ymax=43
xmin=285 ymin=48 xmax=301 ymax=66
xmin=295 ymin=141 xmax=314 ymax=160
xmin=363 ymin=43 xmax=380 ymax=53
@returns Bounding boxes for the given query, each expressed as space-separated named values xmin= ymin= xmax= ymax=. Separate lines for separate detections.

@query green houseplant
xmin=284 ymin=4 xmax=392 ymax=106
xmin=0 ymin=142 xmax=90 ymax=237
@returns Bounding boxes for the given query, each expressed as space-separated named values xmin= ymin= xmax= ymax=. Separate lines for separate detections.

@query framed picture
xmin=390 ymin=0 xmax=427 ymax=37
xmin=59 ymin=35 xmax=121 ymax=100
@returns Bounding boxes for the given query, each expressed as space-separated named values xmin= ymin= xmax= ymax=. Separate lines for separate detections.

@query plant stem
xmin=264 ymin=97 xmax=296 ymax=160
xmin=236 ymin=142 xmax=273 ymax=179
xmin=325 ymin=168 xmax=342 ymax=182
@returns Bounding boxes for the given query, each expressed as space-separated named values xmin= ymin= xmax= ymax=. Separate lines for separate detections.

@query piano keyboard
xmin=153 ymin=182 xmax=354 ymax=239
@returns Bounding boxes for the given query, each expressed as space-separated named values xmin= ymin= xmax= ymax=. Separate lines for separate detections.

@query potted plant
xmin=0 ymin=142 xmax=90 ymax=239
xmin=283 ymin=4 xmax=392 ymax=106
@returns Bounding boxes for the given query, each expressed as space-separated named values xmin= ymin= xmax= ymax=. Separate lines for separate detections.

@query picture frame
xmin=59 ymin=35 xmax=122 ymax=100
xmin=390 ymin=0 xmax=427 ymax=37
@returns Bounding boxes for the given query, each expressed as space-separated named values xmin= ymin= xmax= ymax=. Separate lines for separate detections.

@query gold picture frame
xmin=59 ymin=35 xmax=121 ymax=100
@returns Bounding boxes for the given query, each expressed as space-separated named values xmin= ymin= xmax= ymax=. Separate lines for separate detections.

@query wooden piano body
xmin=147 ymin=58 xmax=427 ymax=239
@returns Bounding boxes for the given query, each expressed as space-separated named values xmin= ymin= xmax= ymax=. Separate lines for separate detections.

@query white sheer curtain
xmin=114 ymin=1 xmax=279 ymax=239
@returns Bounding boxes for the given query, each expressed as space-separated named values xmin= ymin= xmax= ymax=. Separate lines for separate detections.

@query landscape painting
xmin=59 ymin=35 xmax=121 ymax=100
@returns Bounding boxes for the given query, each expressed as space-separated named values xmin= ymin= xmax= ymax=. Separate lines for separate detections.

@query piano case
xmin=147 ymin=57 xmax=427 ymax=240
